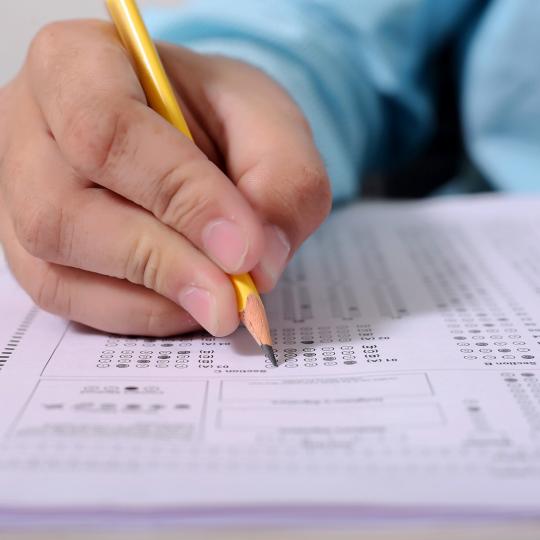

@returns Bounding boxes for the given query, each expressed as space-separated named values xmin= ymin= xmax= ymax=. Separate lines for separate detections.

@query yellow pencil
xmin=106 ymin=0 xmax=277 ymax=366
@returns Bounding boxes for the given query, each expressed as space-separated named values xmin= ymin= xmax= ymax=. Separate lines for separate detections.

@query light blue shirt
xmin=145 ymin=0 xmax=540 ymax=201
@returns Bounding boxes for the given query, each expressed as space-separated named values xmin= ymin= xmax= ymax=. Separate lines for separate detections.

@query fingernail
xmin=259 ymin=225 xmax=291 ymax=286
xmin=178 ymin=286 xmax=217 ymax=334
xmin=202 ymin=219 xmax=248 ymax=273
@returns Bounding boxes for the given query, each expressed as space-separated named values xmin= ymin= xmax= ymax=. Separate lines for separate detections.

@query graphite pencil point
xmin=262 ymin=344 xmax=278 ymax=367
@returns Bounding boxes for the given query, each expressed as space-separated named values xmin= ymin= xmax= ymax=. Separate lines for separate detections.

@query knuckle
xmin=290 ymin=165 xmax=332 ymax=227
xmin=153 ymin=166 xmax=212 ymax=231
xmin=28 ymin=22 xmax=71 ymax=68
xmin=31 ymin=265 xmax=71 ymax=317
xmin=125 ymin=235 xmax=162 ymax=291
xmin=14 ymin=201 xmax=72 ymax=262
xmin=63 ymin=101 xmax=129 ymax=179
xmin=141 ymin=305 xmax=181 ymax=337
xmin=269 ymin=165 xmax=331 ymax=245
xmin=0 ymin=153 xmax=18 ymax=203
xmin=310 ymin=167 xmax=333 ymax=220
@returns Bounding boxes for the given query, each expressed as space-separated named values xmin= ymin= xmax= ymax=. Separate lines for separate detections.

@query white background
xmin=1 ymin=0 xmax=179 ymax=85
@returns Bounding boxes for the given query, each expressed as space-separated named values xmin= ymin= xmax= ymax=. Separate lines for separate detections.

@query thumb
xmin=238 ymin=149 xmax=331 ymax=293
xmin=208 ymin=59 xmax=332 ymax=291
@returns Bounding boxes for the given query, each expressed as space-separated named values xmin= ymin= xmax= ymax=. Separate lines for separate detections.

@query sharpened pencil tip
xmin=262 ymin=345 xmax=278 ymax=367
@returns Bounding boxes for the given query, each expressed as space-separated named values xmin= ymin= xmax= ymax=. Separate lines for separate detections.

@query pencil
xmin=106 ymin=0 xmax=278 ymax=367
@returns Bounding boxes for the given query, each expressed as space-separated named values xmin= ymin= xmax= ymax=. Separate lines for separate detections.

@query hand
xmin=0 ymin=20 xmax=331 ymax=337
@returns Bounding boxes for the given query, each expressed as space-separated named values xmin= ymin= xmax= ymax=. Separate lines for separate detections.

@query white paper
xmin=1 ymin=195 xmax=540 ymax=521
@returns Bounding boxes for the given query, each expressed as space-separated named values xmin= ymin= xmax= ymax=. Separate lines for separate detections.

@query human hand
xmin=0 ymin=20 xmax=331 ymax=337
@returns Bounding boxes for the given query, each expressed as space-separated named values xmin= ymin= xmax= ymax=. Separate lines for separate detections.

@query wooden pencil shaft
xmin=106 ymin=0 xmax=275 ymax=356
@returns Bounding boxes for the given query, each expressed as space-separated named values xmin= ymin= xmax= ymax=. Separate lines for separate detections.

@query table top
xmin=2 ymin=522 xmax=540 ymax=540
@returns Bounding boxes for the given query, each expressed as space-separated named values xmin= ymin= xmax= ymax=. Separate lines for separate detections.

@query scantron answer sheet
xmin=1 ymin=195 xmax=540 ymax=523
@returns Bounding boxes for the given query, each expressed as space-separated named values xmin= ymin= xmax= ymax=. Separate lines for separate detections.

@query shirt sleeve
xmin=459 ymin=0 xmax=540 ymax=192
xmin=144 ymin=0 xmax=475 ymax=202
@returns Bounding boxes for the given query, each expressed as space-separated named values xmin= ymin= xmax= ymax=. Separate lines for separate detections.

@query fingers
xmin=2 ymin=20 xmax=330 ymax=346
xmin=2 ymin=129 xmax=239 ymax=336
xmin=1 ymin=214 xmax=200 ymax=337
xmin=162 ymin=49 xmax=332 ymax=292
xmin=26 ymin=20 xmax=265 ymax=275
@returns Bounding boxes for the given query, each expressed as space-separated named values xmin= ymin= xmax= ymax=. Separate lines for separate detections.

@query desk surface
xmin=1 ymin=2 xmax=540 ymax=538
xmin=2 ymin=523 xmax=540 ymax=540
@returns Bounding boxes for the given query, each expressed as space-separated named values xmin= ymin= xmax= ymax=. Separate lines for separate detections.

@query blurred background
xmin=1 ymin=0 xmax=178 ymax=85
xmin=1 ymin=0 xmax=461 ymax=197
